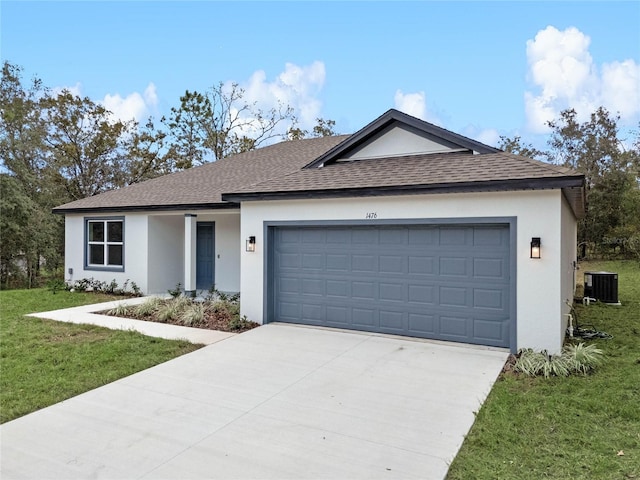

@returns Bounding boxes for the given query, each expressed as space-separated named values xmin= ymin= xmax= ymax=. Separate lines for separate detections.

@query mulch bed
xmin=100 ymin=301 xmax=259 ymax=333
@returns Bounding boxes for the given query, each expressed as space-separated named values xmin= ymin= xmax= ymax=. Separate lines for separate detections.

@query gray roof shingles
xmin=53 ymin=135 xmax=349 ymax=212
xmin=223 ymin=151 xmax=582 ymax=196
xmin=54 ymin=135 xmax=583 ymax=214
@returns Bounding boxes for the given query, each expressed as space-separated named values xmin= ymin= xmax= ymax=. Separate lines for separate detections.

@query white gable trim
xmin=341 ymin=125 xmax=468 ymax=160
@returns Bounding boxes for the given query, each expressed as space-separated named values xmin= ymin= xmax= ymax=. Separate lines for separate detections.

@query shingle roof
xmin=53 ymin=135 xmax=349 ymax=213
xmin=53 ymin=130 xmax=585 ymax=218
xmin=223 ymin=151 xmax=582 ymax=195
xmin=221 ymin=150 xmax=585 ymax=218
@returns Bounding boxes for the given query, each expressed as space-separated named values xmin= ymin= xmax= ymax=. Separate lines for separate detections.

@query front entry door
xmin=196 ymin=222 xmax=215 ymax=291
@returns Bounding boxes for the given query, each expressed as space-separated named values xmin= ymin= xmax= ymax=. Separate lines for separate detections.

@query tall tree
xmin=41 ymin=91 xmax=133 ymax=200
xmin=498 ymin=135 xmax=546 ymax=160
xmin=287 ymin=117 xmax=338 ymax=140
xmin=163 ymin=82 xmax=295 ymax=167
xmin=0 ymin=62 xmax=63 ymax=286
xmin=1 ymin=62 xmax=171 ymax=287
xmin=547 ymin=108 xmax=640 ymax=257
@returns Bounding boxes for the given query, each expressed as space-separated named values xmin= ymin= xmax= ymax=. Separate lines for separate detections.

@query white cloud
xmin=601 ymin=60 xmax=640 ymax=120
xmin=394 ymin=90 xmax=426 ymax=120
xmin=393 ymin=90 xmax=443 ymax=126
xmin=231 ymin=61 xmax=326 ymax=135
xmin=525 ymin=25 xmax=640 ymax=133
xmin=474 ymin=128 xmax=500 ymax=147
xmin=52 ymin=82 xmax=83 ymax=97
xmin=462 ymin=125 xmax=501 ymax=148
xmin=101 ymin=82 xmax=159 ymax=123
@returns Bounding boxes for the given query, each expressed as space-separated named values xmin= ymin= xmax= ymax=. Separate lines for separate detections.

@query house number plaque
xmin=365 ymin=212 xmax=378 ymax=219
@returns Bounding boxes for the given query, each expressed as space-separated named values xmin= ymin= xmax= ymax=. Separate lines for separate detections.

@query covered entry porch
xmin=147 ymin=210 xmax=241 ymax=295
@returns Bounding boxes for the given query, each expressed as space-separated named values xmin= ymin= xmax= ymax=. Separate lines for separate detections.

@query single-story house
xmin=54 ymin=109 xmax=585 ymax=354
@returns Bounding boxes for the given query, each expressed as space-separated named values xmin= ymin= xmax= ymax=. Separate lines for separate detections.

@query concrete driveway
xmin=0 ymin=324 xmax=507 ymax=479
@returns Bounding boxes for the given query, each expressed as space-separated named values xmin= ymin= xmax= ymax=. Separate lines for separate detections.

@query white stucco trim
xmin=184 ymin=215 xmax=197 ymax=293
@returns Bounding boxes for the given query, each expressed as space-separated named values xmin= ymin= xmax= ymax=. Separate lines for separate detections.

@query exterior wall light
xmin=246 ymin=236 xmax=256 ymax=252
xmin=530 ymin=237 xmax=541 ymax=259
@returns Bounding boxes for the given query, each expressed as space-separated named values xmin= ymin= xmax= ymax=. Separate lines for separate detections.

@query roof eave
xmin=52 ymin=201 xmax=240 ymax=215
xmin=222 ymin=176 xmax=585 ymax=202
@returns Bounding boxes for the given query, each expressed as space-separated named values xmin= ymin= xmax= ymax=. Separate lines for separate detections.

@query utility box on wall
xmin=584 ymin=271 xmax=620 ymax=304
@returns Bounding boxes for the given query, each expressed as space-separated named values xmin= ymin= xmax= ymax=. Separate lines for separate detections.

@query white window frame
xmin=85 ymin=217 xmax=125 ymax=271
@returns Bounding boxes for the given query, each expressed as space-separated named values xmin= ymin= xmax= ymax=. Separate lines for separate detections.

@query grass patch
xmin=0 ymin=289 xmax=201 ymax=424
xmin=447 ymin=260 xmax=640 ymax=480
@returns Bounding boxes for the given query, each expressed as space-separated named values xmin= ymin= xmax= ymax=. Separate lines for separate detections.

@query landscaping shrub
xmin=514 ymin=342 xmax=605 ymax=378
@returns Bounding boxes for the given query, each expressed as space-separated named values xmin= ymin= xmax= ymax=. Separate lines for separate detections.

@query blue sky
xmin=2 ymin=1 xmax=639 ymax=149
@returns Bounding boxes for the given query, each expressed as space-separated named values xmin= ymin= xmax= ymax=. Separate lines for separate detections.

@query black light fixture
xmin=246 ymin=236 xmax=256 ymax=252
xmin=530 ymin=237 xmax=541 ymax=259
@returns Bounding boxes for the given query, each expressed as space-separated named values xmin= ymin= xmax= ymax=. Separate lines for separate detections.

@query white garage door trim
xmin=263 ymin=217 xmax=517 ymax=352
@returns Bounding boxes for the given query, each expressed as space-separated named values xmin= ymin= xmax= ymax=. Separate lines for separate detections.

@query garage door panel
xmin=473 ymin=257 xmax=506 ymax=278
xmin=279 ymin=277 xmax=299 ymax=295
xmin=379 ymin=310 xmax=404 ymax=330
xmin=379 ymin=282 xmax=404 ymax=302
xmin=301 ymin=304 xmax=323 ymax=322
xmin=379 ymin=255 xmax=405 ymax=274
xmin=326 ymin=229 xmax=349 ymax=243
xmin=353 ymin=308 xmax=376 ymax=327
xmin=439 ymin=227 xmax=469 ymax=245
xmin=278 ymin=252 xmax=301 ymax=269
xmin=473 ymin=226 xmax=508 ymax=246
xmin=326 ymin=254 xmax=349 ymax=271
xmin=439 ymin=286 xmax=468 ymax=308
xmin=408 ymin=284 xmax=435 ymax=304
xmin=272 ymin=224 xmax=511 ymax=348
xmin=326 ymin=306 xmax=349 ymax=326
xmin=473 ymin=288 xmax=505 ymax=310
xmin=439 ymin=315 xmax=469 ymax=338
xmin=379 ymin=228 xmax=407 ymax=244
xmin=301 ymin=278 xmax=324 ymax=296
xmin=352 ymin=229 xmax=378 ymax=244
xmin=352 ymin=255 xmax=378 ymax=272
xmin=408 ymin=256 xmax=436 ymax=275
xmin=439 ymin=257 xmax=468 ymax=276
xmin=408 ymin=227 xmax=438 ymax=245
xmin=408 ymin=313 xmax=436 ymax=334
xmin=301 ymin=229 xmax=325 ymax=243
xmin=278 ymin=301 xmax=301 ymax=320
xmin=473 ymin=318 xmax=507 ymax=342
xmin=352 ymin=281 xmax=376 ymax=300
xmin=326 ymin=280 xmax=349 ymax=297
xmin=302 ymin=253 xmax=324 ymax=269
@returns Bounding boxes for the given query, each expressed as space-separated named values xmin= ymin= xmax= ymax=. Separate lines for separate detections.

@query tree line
xmin=0 ymin=61 xmax=336 ymax=288
xmin=2 ymin=60 xmax=639 ymax=288
xmin=500 ymin=108 xmax=640 ymax=260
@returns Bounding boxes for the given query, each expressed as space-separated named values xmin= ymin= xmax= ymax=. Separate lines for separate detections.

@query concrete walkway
xmin=0 ymin=324 xmax=508 ymax=479
xmin=26 ymin=297 xmax=235 ymax=345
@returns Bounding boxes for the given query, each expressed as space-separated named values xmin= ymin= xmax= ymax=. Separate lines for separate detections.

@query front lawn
xmin=0 ymin=289 xmax=202 ymax=423
xmin=447 ymin=260 xmax=640 ymax=479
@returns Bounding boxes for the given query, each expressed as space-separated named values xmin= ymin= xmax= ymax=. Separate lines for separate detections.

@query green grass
xmin=0 ymin=289 xmax=202 ymax=424
xmin=447 ymin=260 xmax=640 ymax=479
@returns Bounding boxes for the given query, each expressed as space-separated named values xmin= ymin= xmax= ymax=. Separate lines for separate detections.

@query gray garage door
xmin=270 ymin=224 xmax=512 ymax=348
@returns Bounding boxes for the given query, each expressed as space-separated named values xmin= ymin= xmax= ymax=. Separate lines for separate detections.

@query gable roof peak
xmin=305 ymin=108 xmax=501 ymax=169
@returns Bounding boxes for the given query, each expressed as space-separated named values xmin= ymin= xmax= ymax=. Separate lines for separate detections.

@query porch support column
xmin=184 ymin=214 xmax=197 ymax=295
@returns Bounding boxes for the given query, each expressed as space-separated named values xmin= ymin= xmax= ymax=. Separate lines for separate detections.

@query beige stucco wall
xmin=239 ymin=189 xmax=574 ymax=353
